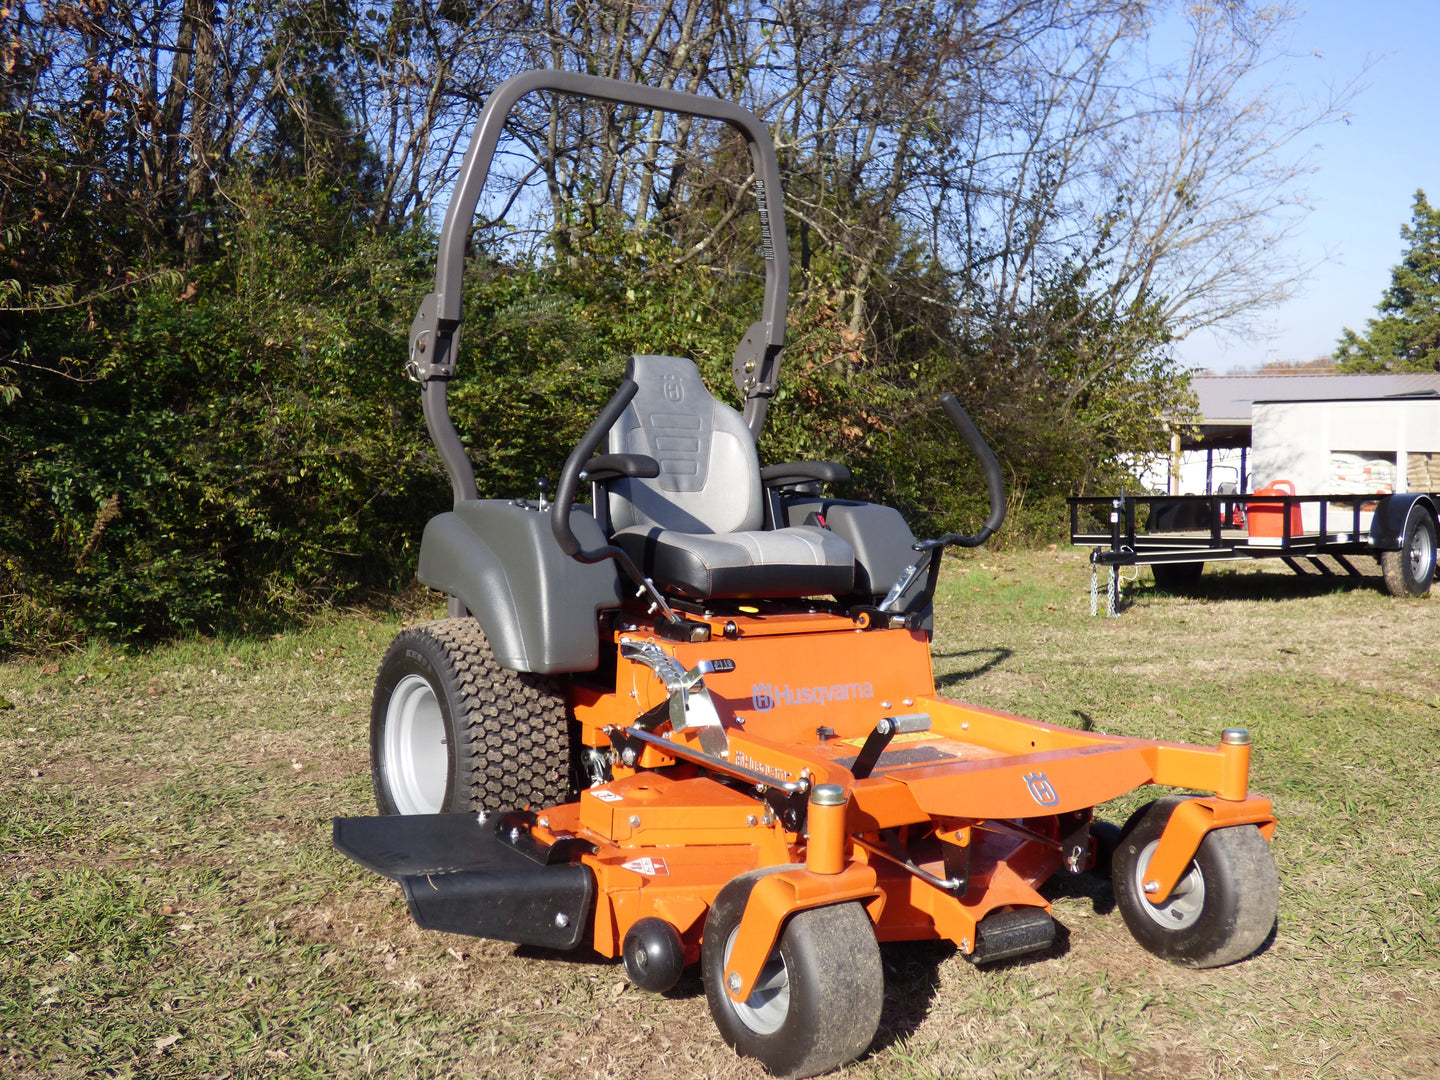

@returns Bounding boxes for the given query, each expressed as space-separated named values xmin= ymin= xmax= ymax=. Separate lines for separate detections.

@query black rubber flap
xmin=333 ymin=813 xmax=594 ymax=950
xmin=333 ymin=812 xmax=510 ymax=878
xmin=967 ymin=907 xmax=1055 ymax=965
xmin=401 ymin=865 xmax=593 ymax=949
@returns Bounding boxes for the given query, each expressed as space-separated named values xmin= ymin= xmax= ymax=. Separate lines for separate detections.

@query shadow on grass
xmin=1041 ymin=869 xmax=1117 ymax=917
xmin=933 ymin=646 xmax=1012 ymax=690
xmin=870 ymin=926 xmax=1075 ymax=1056
xmin=1138 ymin=565 xmax=1382 ymax=605
xmin=872 ymin=940 xmax=954 ymax=1053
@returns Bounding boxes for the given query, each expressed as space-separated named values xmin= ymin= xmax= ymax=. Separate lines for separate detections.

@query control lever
xmin=876 ymin=395 xmax=1006 ymax=615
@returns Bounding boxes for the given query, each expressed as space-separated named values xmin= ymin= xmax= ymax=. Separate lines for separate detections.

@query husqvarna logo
xmin=751 ymin=681 xmax=873 ymax=711
xmin=733 ymin=750 xmax=793 ymax=782
xmin=1023 ymin=771 xmax=1059 ymax=807
xmin=663 ymin=374 xmax=684 ymax=402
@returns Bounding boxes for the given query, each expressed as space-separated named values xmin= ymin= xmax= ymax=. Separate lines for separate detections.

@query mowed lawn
xmin=3 ymin=549 xmax=1438 ymax=1079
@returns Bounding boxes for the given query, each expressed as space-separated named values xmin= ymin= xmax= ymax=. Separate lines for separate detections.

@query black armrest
xmin=760 ymin=460 xmax=852 ymax=487
xmin=578 ymin=453 xmax=661 ymax=483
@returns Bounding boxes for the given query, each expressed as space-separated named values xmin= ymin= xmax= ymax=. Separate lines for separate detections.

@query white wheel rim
xmin=1410 ymin=523 xmax=1434 ymax=580
xmin=383 ymin=674 xmax=448 ymax=815
xmin=1133 ymin=839 xmax=1206 ymax=931
xmin=722 ymin=926 xmax=790 ymax=1035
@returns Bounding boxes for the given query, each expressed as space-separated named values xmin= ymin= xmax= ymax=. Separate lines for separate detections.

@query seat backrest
xmin=606 ymin=355 xmax=764 ymax=535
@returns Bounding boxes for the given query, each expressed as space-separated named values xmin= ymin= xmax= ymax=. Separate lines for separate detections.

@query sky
xmin=1174 ymin=0 xmax=1440 ymax=373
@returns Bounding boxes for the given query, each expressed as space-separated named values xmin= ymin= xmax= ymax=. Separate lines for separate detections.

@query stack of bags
xmin=1406 ymin=452 xmax=1439 ymax=492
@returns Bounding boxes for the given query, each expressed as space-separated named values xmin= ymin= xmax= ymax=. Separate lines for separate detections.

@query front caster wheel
xmin=370 ymin=619 xmax=571 ymax=816
xmin=1112 ymin=797 xmax=1278 ymax=968
xmin=1087 ymin=819 xmax=1122 ymax=878
xmin=702 ymin=869 xmax=883 ymax=1079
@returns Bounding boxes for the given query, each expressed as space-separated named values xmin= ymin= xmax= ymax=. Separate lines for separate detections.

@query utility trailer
xmin=1073 ymin=393 xmax=1440 ymax=614
xmin=1069 ymin=489 xmax=1438 ymax=615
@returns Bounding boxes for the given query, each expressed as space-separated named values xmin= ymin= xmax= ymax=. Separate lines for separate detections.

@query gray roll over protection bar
xmin=404 ymin=69 xmax=792 ymax=508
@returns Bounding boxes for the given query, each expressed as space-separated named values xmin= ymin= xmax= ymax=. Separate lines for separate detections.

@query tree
xmin=0 ymin=0 xmax=1363 ymax=647
xmin=1333 ymin=190 xmax=1440 ymax=372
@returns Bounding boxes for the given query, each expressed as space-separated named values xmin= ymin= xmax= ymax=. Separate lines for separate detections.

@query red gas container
xmin=1247 ymin=479 xmax=1303 ymax=541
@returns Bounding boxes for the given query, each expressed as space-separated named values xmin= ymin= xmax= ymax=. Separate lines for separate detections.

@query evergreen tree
xmin=1334 ymin=190 xmax=1440 ymax=372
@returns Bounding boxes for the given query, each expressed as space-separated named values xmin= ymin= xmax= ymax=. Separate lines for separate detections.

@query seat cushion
xmin=613 ymin=525 xmax=855 ymax=600
xmin=606 ymin=355 xmax=765 ymax=535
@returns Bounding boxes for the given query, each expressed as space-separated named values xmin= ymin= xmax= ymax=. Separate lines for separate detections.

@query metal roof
xmin=1185 ymin=373 xmax=1440 ymax=448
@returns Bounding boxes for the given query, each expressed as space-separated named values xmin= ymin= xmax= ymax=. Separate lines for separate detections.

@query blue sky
xmin=1174 ymin=1 xmax=1440 ymax=372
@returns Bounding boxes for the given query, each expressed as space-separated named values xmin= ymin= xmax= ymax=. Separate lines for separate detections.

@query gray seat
xmin=604 ymin=355 xmax=855 ymax=600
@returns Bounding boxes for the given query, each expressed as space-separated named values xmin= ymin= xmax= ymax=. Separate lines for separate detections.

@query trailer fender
xmin=1368 ymin=493 xmax=1437 ymax=550
xmin=1139 ymin=796 xmax=1276 ymax=905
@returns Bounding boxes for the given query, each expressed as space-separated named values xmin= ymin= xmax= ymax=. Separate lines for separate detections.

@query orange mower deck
xmin=335 ymin=610 xmax=1276 ymax=1004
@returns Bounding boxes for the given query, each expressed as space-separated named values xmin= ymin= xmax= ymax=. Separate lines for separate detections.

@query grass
xmin=2 ymin=551 xmax=1439 ymax=1079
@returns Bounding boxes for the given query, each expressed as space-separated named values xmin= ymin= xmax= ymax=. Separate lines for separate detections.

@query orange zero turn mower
xmin=333 ymin=70 xmax=1279 ymax=1079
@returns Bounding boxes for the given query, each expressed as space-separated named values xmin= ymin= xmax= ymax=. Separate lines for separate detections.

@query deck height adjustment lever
xmin=620 ymin=639 xmax=734 ymax=756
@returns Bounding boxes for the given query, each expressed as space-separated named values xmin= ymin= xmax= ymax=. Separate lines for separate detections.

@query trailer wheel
xmin=1381 ymin=510 xmax=1436 ymax=598
xmin=702 ymin=869 xmax=883 ymax=1079
xmin=1112 ymin=797 xmax=1277 ymax=968
xmin=370 ymin=619 xmax=571 ymax=816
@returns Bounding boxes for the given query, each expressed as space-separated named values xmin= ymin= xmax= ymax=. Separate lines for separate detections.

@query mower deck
xmin=338 ymin=612 xmax=1274 ymax=978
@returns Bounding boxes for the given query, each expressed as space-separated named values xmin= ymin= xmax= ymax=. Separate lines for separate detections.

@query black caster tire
xmin=623 ymin=917 xmax=686 ymax=993
xmin=702 ymin=869 xmax=883 ymax=1078
xmin=1112 ymin=797 xmax=1278 ymax=968
xmin=370 ymin=618 xmax=571 ymax=815
xmin=1381 ymin=511 xmax=1436 ymax=598
xmin=1088 ymin=819 xmax=1122 ymax=878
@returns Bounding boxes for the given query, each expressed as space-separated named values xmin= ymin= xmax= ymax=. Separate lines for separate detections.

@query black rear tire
xmin=1381 ymin=511 xmax=1436 ymax=598
xmin=702 ymin=869 xmax=883 ymax=1078
xmin=370 ymin=619 xmax=571 ymax=815
xmin=1112 ymin=797 xmax=1277 ymax=968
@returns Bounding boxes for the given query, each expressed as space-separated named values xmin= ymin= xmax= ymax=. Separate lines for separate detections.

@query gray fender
xmin=1368 ymin=494 xmax=1438 ymax=550
xmin=417 ymin=500 xmax=622 ymax=674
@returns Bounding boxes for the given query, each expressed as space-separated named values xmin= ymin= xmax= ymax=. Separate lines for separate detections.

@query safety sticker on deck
xmin=591 ymin=789 xmax=623 ymax=803
xmin=840 ymin=730 xmax=934 ymax=749
xmin=622 ymin=856 xmax=670 ymax=876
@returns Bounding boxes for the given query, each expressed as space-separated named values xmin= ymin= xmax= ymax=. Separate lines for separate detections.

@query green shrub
xmin=1 ymin=182 xmax=441 ymax=647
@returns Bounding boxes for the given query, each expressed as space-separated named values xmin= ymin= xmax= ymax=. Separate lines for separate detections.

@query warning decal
xmin=621 ymin=856 xmax=671 ymax=877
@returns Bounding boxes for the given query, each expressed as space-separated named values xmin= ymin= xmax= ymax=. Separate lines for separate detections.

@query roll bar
xmin=407 ymin=69 xmax=792 ymax=506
